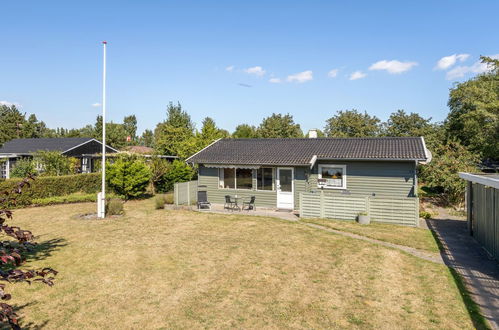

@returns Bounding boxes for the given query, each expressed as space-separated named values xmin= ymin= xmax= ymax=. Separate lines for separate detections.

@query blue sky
xmin=1 ymin=1 xmax=498 ymax=134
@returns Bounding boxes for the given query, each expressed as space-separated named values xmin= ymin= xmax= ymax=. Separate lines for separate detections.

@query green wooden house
xmin=186 ymin=135 xmax=431 ymax=225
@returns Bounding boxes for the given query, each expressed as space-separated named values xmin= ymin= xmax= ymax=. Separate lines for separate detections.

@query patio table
xmin=232 ymin=195 xmax=245 ymax=211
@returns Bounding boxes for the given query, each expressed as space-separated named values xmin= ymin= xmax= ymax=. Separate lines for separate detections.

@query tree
xmin=0 ymin=176 xmax=57 ymax=329
xmin=106 ymin=154 xmax=152 ymax=199
xmin=139 ymin=129 xmax=154 ymax=147
xmin=34 ymin=151 xmax=74 ymax=176
xmin=0 ymin=105 xmax=49 ymax=145
xmin=123 ymin=115 xmax=138 ymax=144
xmin=9 ymin=158 xmax=36 ymax=178
xmin=232 ymin=124 xmax=257 ymax=138
xmin=196 ymin=117 xmax=229 ymax=150
xmin=256 ymin=113 xmax=303 ymax=138
xmin=419 ymin=141 xmax=479 ymax=206
xmin=383 ymin=110 xmax=433 ymax=137
xmin=154 ymin=102 xmax=196 ymax=158
xmin=148 ymin=156 xmax=170 ymax=193
xmin=154 ymin=159 xmax=196 ymax=193
xmin=324 ymin=110 xmax=381 ymax=137
xmin=446 ymin=56 xmax=499 ymax=159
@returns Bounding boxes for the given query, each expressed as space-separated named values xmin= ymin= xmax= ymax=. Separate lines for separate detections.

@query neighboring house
xmin=0 ymin=138 xmax=118 ymax=179
xmin=122 ymin=145 xmax=178 ymax=161
xmin=186 ymin=134 xmax=431 ymax=222
xmin=459 ymin=173 xmax=499 ymax=261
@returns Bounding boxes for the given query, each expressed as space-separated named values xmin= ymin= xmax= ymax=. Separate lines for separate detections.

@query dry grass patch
xmin=8 ymin=200 xmax=474 ymax=329
xmin=302 ymin=218 xmax=440 ymax=253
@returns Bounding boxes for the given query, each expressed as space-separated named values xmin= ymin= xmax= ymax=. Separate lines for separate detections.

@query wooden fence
xmin=174 ymin=181 xmax=198 ymax=206
xmin=300 ymin=192 xmax=419 ymax=226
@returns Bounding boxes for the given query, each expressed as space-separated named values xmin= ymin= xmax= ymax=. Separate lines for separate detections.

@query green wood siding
xmin=308 ymin=161 xmax=416 ymax=198
xmin=198 ymin=166 xmax=277 ymax=208
xmin=198 ymin=161 xmax=416 ymax=210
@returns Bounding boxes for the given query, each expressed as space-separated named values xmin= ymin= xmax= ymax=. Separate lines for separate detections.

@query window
xmin=219 ymin=168 xmax=253 ymax=190
xmin=318 ymin=164 xmax=346 ymax=189
xmin=257 ymin=168 xmax=274 ymax=191
xmin=236 ymin=169 xmax=253 ymax=190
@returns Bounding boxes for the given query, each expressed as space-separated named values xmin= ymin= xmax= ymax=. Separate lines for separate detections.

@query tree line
xmin=1 ymin=56 xmax=497 ymax=205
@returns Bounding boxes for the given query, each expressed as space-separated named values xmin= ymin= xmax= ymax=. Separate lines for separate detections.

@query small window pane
xmin=321 ymin=167 xmax=343 ymax=187
xmin=257 ymin=168 xmax=273 ymax=190
xmin=236 ymin=169 xmax=253 ymax=190
xmin=223 ymin=168 xmax=235 ymax=189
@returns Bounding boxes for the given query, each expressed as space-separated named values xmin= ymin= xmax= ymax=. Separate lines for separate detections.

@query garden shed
xmin=459 ymin=173 xmax=499 ymax=261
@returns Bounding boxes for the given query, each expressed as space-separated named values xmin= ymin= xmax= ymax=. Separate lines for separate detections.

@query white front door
xmin=277 ymin=167 xmax=294 ymax=209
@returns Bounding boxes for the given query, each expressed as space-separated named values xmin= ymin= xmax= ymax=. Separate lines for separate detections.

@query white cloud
xmin=369 ymin=60 xmax=418 ymax=74
xmin=225 ymin=65 xmax=235 ymax=72
xmin=446 ymin=54 xmax=499 ymax=80
xmin=286 ymin=70 xmax=313 ymax=83
xmin=349 ymin=71 xmax=367 ymax=80
xmin=244 ymin=66 xmax=266 ymax=76
xmin=328 ymin=69 xmax=339 ymax=78
xmin=435 ymin=54 xmax=470 ymax=70
xmin=269 ymin=77 xmax=281 ymax=83
xmin=92 ymin=102 xmax=101 ymax=107
xmin=0 ymin=100 xmax=20 ymax=108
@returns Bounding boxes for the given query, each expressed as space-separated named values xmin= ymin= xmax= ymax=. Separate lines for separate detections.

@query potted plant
xmin=357 ymin=211 xmax=370 ymax=224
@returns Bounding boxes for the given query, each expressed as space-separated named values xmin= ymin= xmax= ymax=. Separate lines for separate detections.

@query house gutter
xmin=418 ymin=136 xmax=432 ymax=164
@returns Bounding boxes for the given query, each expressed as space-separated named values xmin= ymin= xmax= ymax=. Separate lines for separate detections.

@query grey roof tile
xmin=0 ymin=138 xmax=94 ymax=154
xmin=187 ymin=137 xmax=428 ymax=165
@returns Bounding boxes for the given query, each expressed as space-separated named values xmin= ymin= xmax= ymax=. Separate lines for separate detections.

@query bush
xmin=154 ymin=159 xmax=195 ymax=193
xmin=106 ymin=154 xmax=152 ymax=200
xmin=154 ymin=194 xmax=166 ymax=209
xmin=106 ymin=198 xmax=124 ymax=215
xmin=10 ymin=158 xmax=37 ymax=178
xmin=34 ymin=151 xmax=76 ymax=176
xmin=419 ymin=211 xmax=432 ymax=219
xmin=0 ymin=173 xmax=101 ymax=207
xmin=164 ymin=192 xmax=173 ymax=204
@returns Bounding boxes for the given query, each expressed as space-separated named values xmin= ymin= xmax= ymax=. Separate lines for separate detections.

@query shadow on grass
xmin=426 ymin=219 xmax=490 ymax=330
xmin=25 ymin=238 xmax=67 ymax=263
xmin=0 ymin=302 xmax=49 ymax=330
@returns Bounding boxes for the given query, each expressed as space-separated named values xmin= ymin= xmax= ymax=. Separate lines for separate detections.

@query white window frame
xmin=218 ymin=168 xmax=253 ymax=190
xmin=318 ymin=164 xmax=347 ymax=189
xmin=256 ymin=167 xmax=275 ymax=191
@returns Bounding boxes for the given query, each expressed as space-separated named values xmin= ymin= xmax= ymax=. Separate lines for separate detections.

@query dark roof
xmin=187 ymin=137 xmax=429 ymax=166
xmin=0 ymin=138 xmax=94 ymax=154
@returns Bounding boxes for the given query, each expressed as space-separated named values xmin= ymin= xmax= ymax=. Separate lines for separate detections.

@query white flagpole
xmin=99 ymin=41 xmax=107 ymax=218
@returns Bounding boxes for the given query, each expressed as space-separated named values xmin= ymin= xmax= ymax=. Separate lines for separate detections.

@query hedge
xmin=0 ymin=173 xmax=102 ymax=207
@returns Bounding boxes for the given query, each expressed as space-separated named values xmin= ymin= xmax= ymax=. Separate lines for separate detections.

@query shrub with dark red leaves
xmin=0 ymin=175 xmax=57 ymax=329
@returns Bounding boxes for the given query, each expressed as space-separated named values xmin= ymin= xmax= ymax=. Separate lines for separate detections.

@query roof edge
xmin=186 ymin=138 xmax=222 ymax=163
xmin=459 ymin=172 xmax=499 ymax=189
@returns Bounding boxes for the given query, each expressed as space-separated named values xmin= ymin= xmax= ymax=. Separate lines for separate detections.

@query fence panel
xmin=174 ymin=181 xmax=198 ymax=205
xmin=300 ymin=192 xmax=419 ymax=226
xmin=323 ymin=195 xmax=367 ymax=220
xmin=369 ymin=197 xmax=418 ymax=226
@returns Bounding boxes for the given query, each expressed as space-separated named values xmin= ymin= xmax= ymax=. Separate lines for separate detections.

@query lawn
xmin=301 ymin=218 xmax=441 ymax=253
xmin=8 ymin=200 xmax=476 ymax=329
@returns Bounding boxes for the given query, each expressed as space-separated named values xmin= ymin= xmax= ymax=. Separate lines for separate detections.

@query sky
xmin=1 ymin=0 xmax=498 ymax=135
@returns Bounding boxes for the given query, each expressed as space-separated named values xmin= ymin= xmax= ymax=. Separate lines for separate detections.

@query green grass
xmin=6 ymin=200 xmax=478 ymax=329
xmin=300 ymin=218 xmax=441 ymax=253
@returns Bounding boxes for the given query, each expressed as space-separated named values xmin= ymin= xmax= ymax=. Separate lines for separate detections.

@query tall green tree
xmin=232 ymin=124 xmax=257 ymax=138
xmin=123 ymin=115 xmax=138 ymax=143
xmin=324 ymin=110 xmax=381 ymax=137
xmin=0 ymin=105 xmax=49 ymax=145
xmin=256 ymin=113 xmax=303 ymax=138
xmin=446 ymin=56 xmax=499 ymax=159
xmin=197 ymin=117 xmax=229 ymax=149
xmin=139 ymin=129 xmax=154 ymax=147
xmin=154 ymin=102 xmax=196 ymax=158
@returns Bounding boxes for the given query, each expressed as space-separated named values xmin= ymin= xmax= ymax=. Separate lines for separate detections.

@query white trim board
xmin=459 ymin=172 xmax=499 ymax=189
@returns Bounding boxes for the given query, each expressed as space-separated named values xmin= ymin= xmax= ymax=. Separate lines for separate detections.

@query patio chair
xmin=224 ymin=195 xmax=239 ymax=211
xmin=242 ymin=196 xmax=256 ymax=211
xmin=197 ymin=191 xmax=211 ymax=210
